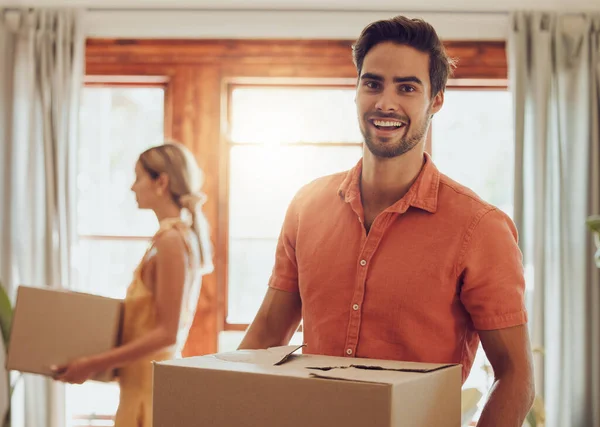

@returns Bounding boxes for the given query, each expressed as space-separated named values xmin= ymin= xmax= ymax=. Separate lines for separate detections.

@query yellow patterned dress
xmin=114 ymin=218 xmax=198 ymax=427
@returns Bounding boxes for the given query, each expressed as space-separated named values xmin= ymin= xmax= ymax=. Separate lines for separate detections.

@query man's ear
xmin=430 ymin=90 xmax=444 ymax=115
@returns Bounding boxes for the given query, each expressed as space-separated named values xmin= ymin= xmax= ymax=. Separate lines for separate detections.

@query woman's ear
xmin=156 ymin=173 xmax=170 ymax=195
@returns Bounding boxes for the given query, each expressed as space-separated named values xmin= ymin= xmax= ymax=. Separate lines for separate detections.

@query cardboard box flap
xmin=306 ymin=363 xmax=456 ymax=385
xmin=213 ymin=344 xmax=305 ymax=366
xmin=157 ymin=345 xmax=457 ymax=385
xmin=307 ymin=356 xmax=453 ymax=371
xmin=349 ymin=362 xmax=456 ymax=373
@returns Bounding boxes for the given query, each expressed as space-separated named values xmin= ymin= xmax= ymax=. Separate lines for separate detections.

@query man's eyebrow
xmin=360 ymin=73 xmax=424 ymax=87
xmin=393 ymin=76 xmax=423 ymax=86
xmin=360 ymin=72 xmax=383 ymax=81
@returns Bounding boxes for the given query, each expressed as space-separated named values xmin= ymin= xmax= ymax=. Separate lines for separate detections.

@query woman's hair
xmin=138 ymin=142 xmax=214 ymax=274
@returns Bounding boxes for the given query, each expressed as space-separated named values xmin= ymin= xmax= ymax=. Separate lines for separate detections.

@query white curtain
xmin=0 ymin=8 xmax=84 ymax=427
xmin=509 ymin=11 xmax=600 ymax=427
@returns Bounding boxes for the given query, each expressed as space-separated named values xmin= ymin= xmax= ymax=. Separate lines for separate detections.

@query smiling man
xmin=240 ymin=16 xmax=534 ymax=425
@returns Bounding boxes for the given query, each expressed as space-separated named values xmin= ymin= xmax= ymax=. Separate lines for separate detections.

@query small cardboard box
xmin=6 ymin=285 xmax=123 ymax=382
xmin=153 ymin=345 xmax=461 ymax=427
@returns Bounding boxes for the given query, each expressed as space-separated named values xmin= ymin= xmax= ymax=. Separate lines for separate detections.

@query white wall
xmin=84 ymin=10 xmax=508 ymax=40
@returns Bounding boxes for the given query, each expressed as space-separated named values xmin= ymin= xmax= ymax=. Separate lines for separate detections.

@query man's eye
xmin=365 ymin=81 xmax=379 ymax=89
xmin=400 ymin=85 xmax=415 ymax=92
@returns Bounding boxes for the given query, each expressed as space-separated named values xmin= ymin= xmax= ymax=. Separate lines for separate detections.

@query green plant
xmin=524 ymin=394 xmax=546 ymax=427
xmin=586 ymin=215 xmax=600 ymax=267
xmin=0 ymin=282 xmax=16 ymax=427
xmin=586 ymin=215 xmax=600 ymax=233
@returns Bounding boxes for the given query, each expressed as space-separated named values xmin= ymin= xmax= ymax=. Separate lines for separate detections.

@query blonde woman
xmin=54 ymin=142 xmax=213 ymax=427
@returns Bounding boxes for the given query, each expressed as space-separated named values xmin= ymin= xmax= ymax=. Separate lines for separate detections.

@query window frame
xmin=76 ymin=78 xmax=168 ymax=286
xmin=78 ymin=78 xmax=169 ymax=249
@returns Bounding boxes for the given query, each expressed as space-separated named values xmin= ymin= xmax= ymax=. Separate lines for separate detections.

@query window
xmin=432 ymin=89 xmax=514 ymax=218
xmin=221 ymin=84 xmax=363 ymax=348
xmin=66 ymin=85 xmax=165 ymax=427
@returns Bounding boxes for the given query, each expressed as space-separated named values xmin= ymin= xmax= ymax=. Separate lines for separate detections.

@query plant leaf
xmin=9 ymin=373 xmax=21 ymax=397
xmin=586 ymin=215 xmax=600 ymax=233
xmin=0 ymin=283 xmax=12 ymax=351
xmin=526 ymin=409 xmax=537 ymax=427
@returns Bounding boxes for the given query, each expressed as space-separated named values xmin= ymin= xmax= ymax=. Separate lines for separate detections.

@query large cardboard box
xmin=6 ymin=285 xmax=123 ymax=382
xmin=153 ymin=345 xmax=461 ymax=427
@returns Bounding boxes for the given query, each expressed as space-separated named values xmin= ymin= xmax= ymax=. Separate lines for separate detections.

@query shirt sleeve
xmin=267 ymin=192 xmax=302 ymax=293
xmin=458 ymin=207 xmax=528 ymax=331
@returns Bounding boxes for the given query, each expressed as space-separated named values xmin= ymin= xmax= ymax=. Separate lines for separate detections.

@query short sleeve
xmin=458 ymin=208 xmax=528 ymax=331
xmin=267 ymin=193 xmax=301 ymax=293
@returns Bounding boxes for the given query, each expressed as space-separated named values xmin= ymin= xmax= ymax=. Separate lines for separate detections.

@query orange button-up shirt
xmin=269 ymin=153 xmax=527 ymax=382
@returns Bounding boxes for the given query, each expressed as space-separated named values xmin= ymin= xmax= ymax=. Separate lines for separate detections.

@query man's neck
xmin=360 ymin=146 xmax=425 ymax=211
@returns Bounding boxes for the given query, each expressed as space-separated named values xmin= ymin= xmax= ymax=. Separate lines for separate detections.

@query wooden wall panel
xmin=164 ymin=66 xmax=223 ymax=356
xmin=87 ymin=39 xmax=507 ymax=80
xmin=444 ymin=41 xmax=507 ymax=79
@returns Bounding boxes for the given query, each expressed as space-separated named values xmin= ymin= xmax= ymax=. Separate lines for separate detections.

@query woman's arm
xmin=54 ymin=230 xmax=188 ymax=384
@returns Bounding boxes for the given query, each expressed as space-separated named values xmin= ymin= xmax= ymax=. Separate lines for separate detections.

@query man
xmin=239 ymin=15 xmax=534 ymax=425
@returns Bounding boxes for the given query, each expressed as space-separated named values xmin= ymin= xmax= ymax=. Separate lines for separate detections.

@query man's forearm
xmin=477 ymin=373 xmax=535 ymax=427
xmin=238 ymin=287 xmax=303 ymax=350
xmin=238 ymin=316 xmax=291 ymax=350
xmin=238 ymin=320 xmax=273 ymax=350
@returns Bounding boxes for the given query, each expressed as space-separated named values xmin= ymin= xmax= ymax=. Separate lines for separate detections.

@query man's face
xmin=356 ymin=42 xmax=443 ymax=158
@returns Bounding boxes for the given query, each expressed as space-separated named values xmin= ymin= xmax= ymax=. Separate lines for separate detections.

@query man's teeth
xmin=373 ymin=120 xmax=404 ymax=127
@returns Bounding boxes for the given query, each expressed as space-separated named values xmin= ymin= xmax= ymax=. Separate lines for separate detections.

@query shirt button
xmin=352 ymin=304 xmax=359 ymax=311
xmin=360 ymin=259 xmax=367 ymax=266
xmin=346 ymin=348 xmax=353 ymax=355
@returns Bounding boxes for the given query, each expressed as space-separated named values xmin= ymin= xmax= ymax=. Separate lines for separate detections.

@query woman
xmin=54 ymin=142 xmax=213 ymax=427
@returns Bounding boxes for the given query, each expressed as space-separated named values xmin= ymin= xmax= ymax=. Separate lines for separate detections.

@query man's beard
xmin=361 ymin=111 xmax=431 ymax=159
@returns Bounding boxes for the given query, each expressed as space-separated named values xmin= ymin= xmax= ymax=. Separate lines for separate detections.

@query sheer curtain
xmin=509 ymin=11 xmax=600 ymax=427
xmin=0 ymin=8 xmax=84 ymax=427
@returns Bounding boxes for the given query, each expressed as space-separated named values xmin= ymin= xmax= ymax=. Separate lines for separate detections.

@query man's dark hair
xmin=352 ymin=15 xmax=456 ymax=98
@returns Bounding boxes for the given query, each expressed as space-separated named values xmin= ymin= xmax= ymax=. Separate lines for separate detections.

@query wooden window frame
xmin=85 ymin=38 xmax=508 ymax=356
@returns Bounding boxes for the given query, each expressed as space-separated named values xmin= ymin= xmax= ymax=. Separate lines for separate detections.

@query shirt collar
xmin=337 ymin=152 xmax=440 ymax=214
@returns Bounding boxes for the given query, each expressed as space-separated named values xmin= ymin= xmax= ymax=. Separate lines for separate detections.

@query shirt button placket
xmin=345 ymin=258 xmax=368 ymax=357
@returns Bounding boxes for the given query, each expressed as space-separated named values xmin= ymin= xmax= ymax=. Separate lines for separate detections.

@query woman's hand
xmin=51 ymin=356 xmax=104 ymax=384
